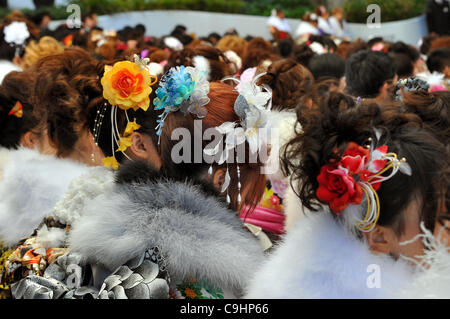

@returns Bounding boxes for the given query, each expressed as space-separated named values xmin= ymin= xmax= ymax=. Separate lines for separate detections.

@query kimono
xmin=9 ymin=161 xmax=265 ymax=299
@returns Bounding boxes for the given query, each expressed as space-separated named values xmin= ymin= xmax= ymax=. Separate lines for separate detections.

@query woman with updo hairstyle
xmin=7 ymin=63 xmax=266 ymax=299
xmin=246 ymin=92 xmax=450 ymax=298
xmin=156 ymin=81 xmax=266 ymax=211
xmin=0 ymin=70 xmax=40 ymax=151
xmin=257 ymin=58 xmax=314 ymax=111
xmin=32 ymin=48 xmax=106 ymax=163
xmin=232 ymin=58 xmax=316 ymax=246
xmin=216 ymin=35 xmax=248 ymax=60
xmin=22 ymin=36 xmax=64 ymax=69
xmin=0 ymin=48 xmax=109 ymax=251
xmin=240 ymin=48 xmax=280 ymax=73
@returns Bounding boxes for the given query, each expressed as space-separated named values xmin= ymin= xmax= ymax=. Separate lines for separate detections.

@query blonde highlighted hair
xmin=23 ymin=36 xmax=64 ymax=69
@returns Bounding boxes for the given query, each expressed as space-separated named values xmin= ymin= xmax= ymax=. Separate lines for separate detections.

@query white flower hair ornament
xmin=3 ymin=21 xmax=30 ymax=56
xmin=204 ymin=73 xmax=273 ymax=205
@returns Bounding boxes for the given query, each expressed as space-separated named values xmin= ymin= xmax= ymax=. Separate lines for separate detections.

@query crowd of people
xmin=0 ymin=4 xmax=448 ymax=299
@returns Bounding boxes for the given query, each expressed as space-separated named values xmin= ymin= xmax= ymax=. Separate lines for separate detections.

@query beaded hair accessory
xmin=94 ymin=54 xmax=158 ymax=169
xmin=316 ymin=130 xmax=412 ymax=232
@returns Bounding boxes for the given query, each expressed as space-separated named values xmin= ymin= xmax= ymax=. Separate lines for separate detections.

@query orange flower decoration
xmin=184 ymin=288 xmax=197 ymax=299
xmin=8 ymin=101 xmax=23 ymax=118
xmin=101 ymin=61 xmax=156 ymax=111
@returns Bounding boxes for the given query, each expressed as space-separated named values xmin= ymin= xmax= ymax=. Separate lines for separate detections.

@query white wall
xmin=50 ymin=10 xmax=301 ymax=40
xmin=346 ymin=15 xmax=428 ymax=46
xmin=49 ymin=10 xmax=427 ymax=46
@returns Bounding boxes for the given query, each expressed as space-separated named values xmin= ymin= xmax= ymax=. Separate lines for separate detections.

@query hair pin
xmin=8 ymin=101 xmax=23 ymax=118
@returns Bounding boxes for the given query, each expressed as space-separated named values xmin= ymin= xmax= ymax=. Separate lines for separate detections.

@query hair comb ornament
xmin=8 ymin=101 xmax=23 ymax=118
xmin=394 ymin=77 xmax=430 ymax=102
xmin=204 ymin=73 xmax=273 ymax=205
xmin=154 ymin=65 xmax=210 ymax=144
xmin=316 ymin=129 xmax=412 ymax=232
xmin=96 ymin=54 xmax=158 ymax=169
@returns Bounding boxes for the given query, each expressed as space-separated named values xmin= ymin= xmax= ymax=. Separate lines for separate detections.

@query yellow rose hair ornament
xmin=95 ymin=54 xmax=158 ymax=170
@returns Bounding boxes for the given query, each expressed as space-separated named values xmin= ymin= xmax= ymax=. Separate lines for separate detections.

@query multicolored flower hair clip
xmin=316 ymin=130 xmax=412 ymax=232
xmin=204 ymin=73 xmax=273 ymax=205
xmin=96 ymin=54 xmax=158 ymax=170
xmin=8 ymin=101 xmax=23 ymax=118
xmin=394 ymin=77 xmax=430 ymax=102
xmin=154 ymin=65 xmax=210 ymax=144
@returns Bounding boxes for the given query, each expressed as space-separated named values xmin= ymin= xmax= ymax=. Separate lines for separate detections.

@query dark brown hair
xmin=33 ymin=47 xmax=105 ymax=157
xmin=402 ymin=90 xmax=450 ymax=145
xmin=241 ymin=48 xmax=280 ymax=72
xmin=282 ymin=92 xmax=447 ymax=234
xmin=216 ymin=35 xmax=248 ymax=59
xmin=257 ymin=58 xmax=314 ymax=110
xmin=0 ymin=70 xmax=40 ymax=148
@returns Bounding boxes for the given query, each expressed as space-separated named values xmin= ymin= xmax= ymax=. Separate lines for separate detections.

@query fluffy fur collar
xmin=265 ymin=110 xmax=297 ymax=181
xmin=245 ymin=211 xmax=415 ymax=298
xmin=0 ymin=147 xmax=89 ymax=245
xmin=69 ymin=161 xmax=265 ymax=293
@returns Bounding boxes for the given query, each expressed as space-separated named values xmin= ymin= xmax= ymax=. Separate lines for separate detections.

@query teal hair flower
xmin=154 ymin=65 xmax=210 ymax=143
xmin=154 ymin=66 xmax=195 ymax=111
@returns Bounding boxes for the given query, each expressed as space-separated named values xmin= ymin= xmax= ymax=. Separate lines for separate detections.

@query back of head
xmin=345 ymin=50 xmax=396 ymax=98
xmin=429 ymin=36 xmax=450 ymax=52
xmin=247 ymin=37 xmax=272 ymax=52
xmin=23 ymin=36 xmax=64 ymax=69
xmin=308 ymin=53 xmax=345 ymax=81
xmin=168 ymin=45 xmax=233 ymax=81
xmin=292 ymin=43 xmax=316 ymax=67
xmin=33 ymin=48 xmax=104 ymax=157
xmin=388 ymin=41 xmax=420 ymax=63
xmin=158 ymin=81 xmax=266 ymax=210
xmin=426 ymin=48 xmax=450 ymax=73
xmin=389 ymin=52 xmax=414 ymax=79
xmin=275 ymin=38 xmax=294 ymax=58
xmin=283 ymin=92 xmax=447 ymax=235
xmin=216 ymin=35 xmax=248 ymax=59
xmin=0 ymin=70 xmax=38 ymax=149
xmin=257 ymin=58 xmax=315 ymax=111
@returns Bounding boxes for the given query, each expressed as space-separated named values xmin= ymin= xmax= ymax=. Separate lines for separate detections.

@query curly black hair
xmin=282 ymin=92 xmax=448 ymax=234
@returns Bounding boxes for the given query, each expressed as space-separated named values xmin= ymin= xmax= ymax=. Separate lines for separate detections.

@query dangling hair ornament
xmin=154 ymin=65 xmax=211 ymax=144
xmin=98 ymin=54 xmax=158 ymax=170
xmin=3 ymin=21 xmax=30 ymax=57
xmin=8 ymin=101 xmax=23 ymax=118
xmin=316 ymin=128 xmax=412 ymax=232
xmin=394 ymin=77 xmax=430 ymax=102
xmin=204 ymin=73 xmax=272 ymax=205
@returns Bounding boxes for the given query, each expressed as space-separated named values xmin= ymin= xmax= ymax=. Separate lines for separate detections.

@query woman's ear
xmin=443 ymin=65 xmax=450 ymax=78
xmin=20 ymin=131 xmax=39 ymax=149
xmin=212 ymin=167 xmax=227 ymax=192
xmin=363 ymin=225 xmax=398 ymax=256
xmin=128 ymin=132 xmax=162 ymax=169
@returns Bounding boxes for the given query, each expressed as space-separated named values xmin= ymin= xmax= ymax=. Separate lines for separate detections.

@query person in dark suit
xmin=426 ymin=0 xmax=450 ymax=35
